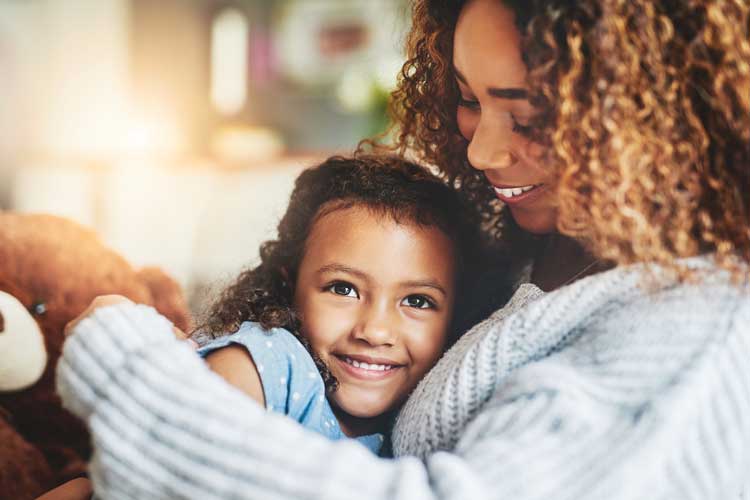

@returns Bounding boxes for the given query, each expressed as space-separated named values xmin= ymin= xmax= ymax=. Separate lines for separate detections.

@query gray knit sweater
xmin=57 ymin=257 xmax=750 ymax=500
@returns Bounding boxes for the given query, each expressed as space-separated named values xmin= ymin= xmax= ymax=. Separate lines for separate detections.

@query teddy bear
xmin=0 ymin=212 xmax=192 ymax=500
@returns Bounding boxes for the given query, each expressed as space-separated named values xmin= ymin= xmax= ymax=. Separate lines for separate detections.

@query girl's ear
xmin=280 ymin=267 xmax=293 ymax=293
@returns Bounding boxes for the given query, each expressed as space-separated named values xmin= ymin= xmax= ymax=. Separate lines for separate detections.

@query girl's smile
xmin=333 ymin=354 xmax=403 ymax=381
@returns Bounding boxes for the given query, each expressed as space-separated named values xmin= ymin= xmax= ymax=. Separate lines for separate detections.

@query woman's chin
xmin=509 ymin=207 xmax=558 ymax=235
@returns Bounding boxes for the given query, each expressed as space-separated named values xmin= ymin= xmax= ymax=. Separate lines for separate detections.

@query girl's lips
xmin=492 ymin=183 xmax=547 ymax=205
xmin=333 ymin=355 xmax=403 ymax=381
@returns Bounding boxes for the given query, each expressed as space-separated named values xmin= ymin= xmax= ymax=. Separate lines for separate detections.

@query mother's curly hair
xmin=198 ymin=154 xmax=511 ymax=391
xmin=391 ymin=0 xmax=750 ymax=276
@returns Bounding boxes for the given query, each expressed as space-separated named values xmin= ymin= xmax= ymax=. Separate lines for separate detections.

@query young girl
xmin=193 ymin=154 xmax=509 ymax=454
xmin=46 ymin=154 xmax=506 ymax=497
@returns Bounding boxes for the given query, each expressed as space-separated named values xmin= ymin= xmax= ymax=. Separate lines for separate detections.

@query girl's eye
xmin=326 ymin=282 xmax=359 ymax=298
xmin=457 ymin=96 xmax=480 ymax=110
xmin=401 ymin=295 xmax=435 ymax=310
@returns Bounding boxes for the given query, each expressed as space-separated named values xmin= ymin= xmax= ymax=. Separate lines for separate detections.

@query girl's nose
xmin=353 ymin=307 xmax=397 ymax=347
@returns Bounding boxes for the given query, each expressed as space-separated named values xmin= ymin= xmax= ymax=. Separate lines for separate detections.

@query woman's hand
xmin=64 ymin=294 xmax=196 ymax=347
xmin=64 ymin=294 xmax=134 ymax=337
xmin=35 ymin=477 xmax=92 ymax=500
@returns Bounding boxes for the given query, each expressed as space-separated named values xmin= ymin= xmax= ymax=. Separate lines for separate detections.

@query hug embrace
xmin=57 ymin=0 xmax=749 ymax=499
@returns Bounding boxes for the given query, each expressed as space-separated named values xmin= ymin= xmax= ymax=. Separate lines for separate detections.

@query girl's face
xmin=454 ymin=0 xmax=558 ymax=234
xmin=293 ymin=205 xmax=455 ymax=435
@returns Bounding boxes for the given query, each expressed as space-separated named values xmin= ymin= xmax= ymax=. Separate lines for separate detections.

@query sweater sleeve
xmin=57 ymin=295 xmax=750 ymax=500
xmin=416 ymin=284 xmax=750 ymax=500
xmin=56 ymin=304 xmax=443 ymax=500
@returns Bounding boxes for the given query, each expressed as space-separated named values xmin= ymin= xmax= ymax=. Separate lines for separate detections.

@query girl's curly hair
xmin=391 ymin=0 xmax=750 ymax=278
xmin=198 ymin=154 xmax=511 ymax=391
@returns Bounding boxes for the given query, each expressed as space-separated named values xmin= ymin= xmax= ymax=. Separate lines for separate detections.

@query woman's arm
xmin=57 ymin=303 xmax=433 ymax=500
xmin=57 ymin=298 xmax=750 ymax=500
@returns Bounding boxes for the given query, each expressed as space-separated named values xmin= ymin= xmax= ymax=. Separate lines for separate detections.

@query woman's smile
xmin=490 ymin=182 xmax=548 ymax=205
xmin=454 ymin=0 xmax=558 ymax=234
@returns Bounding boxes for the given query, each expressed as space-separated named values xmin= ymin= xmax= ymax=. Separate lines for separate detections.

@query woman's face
xmin=454 ymin=0 xmax=558 ymax=234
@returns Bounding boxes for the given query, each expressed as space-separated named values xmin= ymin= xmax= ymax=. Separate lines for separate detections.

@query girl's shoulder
xmin=198 ymin=322 xmax=309 ymax=359
xmin=197 ymin=322 xmax=323 ymax=411
xmin=198 ymin=322 xmax=317 ymax=369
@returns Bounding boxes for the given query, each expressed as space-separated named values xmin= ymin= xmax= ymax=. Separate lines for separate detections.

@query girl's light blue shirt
xmin=197 ymin=322 xmax=384 ymax=454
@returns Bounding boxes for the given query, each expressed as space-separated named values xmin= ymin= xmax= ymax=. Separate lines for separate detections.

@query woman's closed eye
xmin=325 ymin=281 xmax=359 ymax=298
xmin=458 ymin=95 xmax=480 ymax=110
xmin=401 ymin=294 xmax=436 ymax=310
xmin=457 ymin=95 xmax=534 ymax=137
xmin=510 ymin=113 xmax=534 ymax=136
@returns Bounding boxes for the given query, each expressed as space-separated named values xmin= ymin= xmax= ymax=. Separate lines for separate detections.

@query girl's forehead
xmin=310 ymin=202 xmax=419 ymax=237
xmin=309 ymin=205 xmax=443 ymax=246
xmin=300 ymin=205 xmax=457 ymax=286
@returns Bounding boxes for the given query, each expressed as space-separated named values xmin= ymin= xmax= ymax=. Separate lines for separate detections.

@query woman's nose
xmin=466 ymin=116 xmax=518 ymax=171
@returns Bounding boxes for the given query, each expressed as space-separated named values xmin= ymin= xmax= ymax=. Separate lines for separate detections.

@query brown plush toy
xmin=0 ymin=212 xmax=192 ymax=500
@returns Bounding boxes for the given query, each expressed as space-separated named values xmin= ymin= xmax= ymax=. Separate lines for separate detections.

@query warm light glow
xmin=48 ymin=105 xmax=184 ymax=158
xmin=210 ymin=8 xmax=249 ymax=115
xmin=121 ymin=110 xmax=185 ymax=157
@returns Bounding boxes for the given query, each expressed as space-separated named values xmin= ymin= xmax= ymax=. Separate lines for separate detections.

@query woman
xmin=57 ymin=0 xmax=749 ymax=498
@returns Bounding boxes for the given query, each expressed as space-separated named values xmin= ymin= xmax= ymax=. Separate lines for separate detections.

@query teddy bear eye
xmin=30 ymin=301 xmax=47 ymax=316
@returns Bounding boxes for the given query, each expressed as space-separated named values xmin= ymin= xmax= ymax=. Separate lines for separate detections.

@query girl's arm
xmin=204 ymin=346 xmax=266 ymax=406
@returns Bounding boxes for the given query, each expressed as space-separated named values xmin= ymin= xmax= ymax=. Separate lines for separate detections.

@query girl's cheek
xmin=409 ymin=323 xmax=449 ymax=369
xmin=304 ymin=302 xmax=354 ymax=345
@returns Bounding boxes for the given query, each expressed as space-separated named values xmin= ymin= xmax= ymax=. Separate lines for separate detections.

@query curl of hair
xmin=197 ymin=154 xmax=511 ymax=391
xmin=393 ymin=0 xmax=750 ymax=280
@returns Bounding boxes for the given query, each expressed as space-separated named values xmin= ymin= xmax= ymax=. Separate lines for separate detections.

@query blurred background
xmin=0 ymin=0 xmax=410 ymax=312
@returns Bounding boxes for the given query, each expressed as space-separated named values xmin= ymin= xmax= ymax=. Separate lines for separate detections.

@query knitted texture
xmin=392 ymin=283 xmax=545 ymax=458
xmin=56 ymin=258 xmax=750 ymax=499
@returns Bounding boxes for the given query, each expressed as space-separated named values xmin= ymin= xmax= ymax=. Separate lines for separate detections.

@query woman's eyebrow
xmin=454 ymin=68 xmax=528 ymax=100
xmin=487 ymin=87 xmax=527 ymax=99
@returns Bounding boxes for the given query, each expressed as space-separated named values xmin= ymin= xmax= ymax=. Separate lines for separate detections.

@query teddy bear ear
xmin=135 ymin=267 xmax=192 ymax=334
xmin=0 ymin=291 xmax=48 ymax=392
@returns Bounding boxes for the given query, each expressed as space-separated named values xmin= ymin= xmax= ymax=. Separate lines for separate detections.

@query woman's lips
xmin=491 ymin=183 xmax=547 ymax=205
xmin=333 ymin=355 xmax=403 ymax=381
